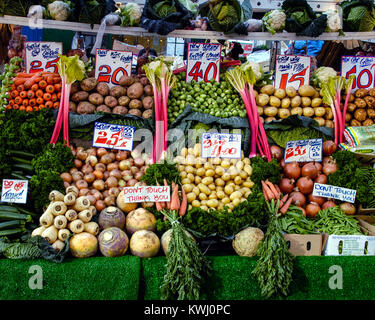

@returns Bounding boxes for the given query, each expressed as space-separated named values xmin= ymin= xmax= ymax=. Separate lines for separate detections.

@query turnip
xmin=98 ymin=206 xmax=125 ymax=230
xmin=126 ymin=208 xmax=156 ymax=235
xmin=69 ymin=232 xmax=98 ymax=258
xmin=98 ymin=227 xmax=129 ymax=257
xmin=161 ymin=229 xmax=195 ymax=255
xmin=130 ymin=230 xmax=160 ymax=258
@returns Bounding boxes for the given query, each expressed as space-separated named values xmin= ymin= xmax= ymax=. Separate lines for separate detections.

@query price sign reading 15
xmin=92 ymin=122 xmax=135 ymax=151
xmin=201 ymin=133 xmax=242 ymax=159
xmin=95 ymin=49 xmax=133 ymax=88
xmin=186 ymin=43 xmax=221 ymax=83
xmin=274 ymin=55 xmax=311 ymax=90
xmin=25 ymin=42 xmax=62 ymax=73
xmin=341 ymin=55 xmax=375 ymax=90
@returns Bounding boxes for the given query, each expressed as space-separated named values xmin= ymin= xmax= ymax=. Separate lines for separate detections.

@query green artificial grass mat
xmin=0 ymin=256 xmax=141 ymax=300
xmin=142 ymin=256 xmax=375 ymax=300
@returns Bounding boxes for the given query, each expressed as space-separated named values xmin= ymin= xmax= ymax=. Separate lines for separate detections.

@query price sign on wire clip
xmin=95 ymin=49 xmax=133 ymax=88
xmin=122 ymin=186 xmax=170 ymax=203
xmin=274 ymin=55 xmax=311 ymax=90
xmin=92 ymin=122 xmax=135 ymax=151
xmin=284 ymin=139 xmax=323 ymax=163
xmin=25 ymin=42 xmax=62 ymax=73
xmin=201 ymin=132 xmax=242 ymax=159
xmin=313 ymin=183 xmax=356 ymax=204
xmin=186 ymin=42 xmax=221 ymax=83
xmin=1 ymin=179 xmax=28 ymax=204
xmin=341 ymin=55 xmax=375 ymax=91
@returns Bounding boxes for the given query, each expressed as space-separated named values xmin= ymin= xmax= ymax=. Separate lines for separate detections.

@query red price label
xmin=93 ymin=122 xmax=134 ymax=151
xmin=275 ymin=55 xmax=311 ymax=90
xmin=341 ymin=56 xmax=375 ymax=90
xmin=284 ymin=139 xmax=322 ymax=163
xmin=25 ymin=42 xmax=62 ymax=73
xmin=201 ymin=133 xmax=241 ymax=159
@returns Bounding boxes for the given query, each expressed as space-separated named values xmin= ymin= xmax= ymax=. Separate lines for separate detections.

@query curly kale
xmin=250 ymin=156 xmax=282 ymax=193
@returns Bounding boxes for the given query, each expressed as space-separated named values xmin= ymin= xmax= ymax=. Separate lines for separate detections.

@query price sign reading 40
xmin=25 ymin=42 xmax=62 ymax=73
xmin=186 ymin=42 xmax=221 ymax=83
xmin=95 ymin=49 xmax=132 ymax=88
xmin=201 ymin=132 xmax=242 ymax=159
xmin=92 ymin=122 xmax=135 ymax=151
xmin=274 ymin=55 xmax=311 ymax=90
xmin=341 ymin=55 xmax=375 ymax=90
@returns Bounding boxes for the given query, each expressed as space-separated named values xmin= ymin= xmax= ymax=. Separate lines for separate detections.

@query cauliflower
xmin=241 ymin=61 xmax=262 ymax=82
xmin=119 ymin=3 xmax=142 ymax=27
xmin=325 ymin=9 xmax=342 ymax=32
xmin=262 ymin=9 xmax=286 ymax=35
xmin=48 ymin=1 xmax=72 ymax=21
xmin=232 ymin=227 xmax=264 ymax=257
xmin=311 ymin=67 xmax=338 ymax=88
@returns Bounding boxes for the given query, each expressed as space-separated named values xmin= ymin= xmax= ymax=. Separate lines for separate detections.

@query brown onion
xmin=315 ymin=162 xmax=322 ymax=172
xmin=64 ymin=181 xmax=71 ymax=189
xmin=134 ymin=171 xmax=144 ymax=180
xmin=322 ymin=200 xmax=336 ymax=209
xmin=296 ymin=176 xmax=314 ymax=194
xmin=76 ymin=149 xmax=88 ymax=161
xmin=127 ymin=179 xmax=138 ymax=186
xmin=103 ymin=171 xmax=110 ymax=180
xmin=107 ymin=162 xmax=119 ymax=172
xmin=87 ymin=195 xmax=97 ymax=206
xmin=105 ymin=176 xmax=118 ymax=189
xmin=323 ymin=156 xmax=334 ymax=166
xmin=76 ymin=180 xmax=88 ymax=190
xmin=284 ymin=162 xmax=301 ymax=179
xmin=95 ymin=200 xmax=105 ymax=211
xmin=86 ymin=148 xmax=97 ymax=156
xmin=301 ymin=162 xmax=319 ymax=179
xmin=270 ymin=145 xmax=283 ymax=161
xmin=108 ymin=187 xmax=120 ymax=197
xmin=306 ymin=203 xmax=321 ymax=218
xmin=104 ymin=196 xmax=116 ymax=207
xmin=323 ymin=140 xmax=337 ymax=156
xmin=91 ymin=189 xmax=103 ymax=200
xmin=308 ymin=193 xmax=325 ymax=206
xmin=323 ymin=163 xmax=338 ymax=175
xmin=81 ymin=163 xmax=93 ymax=175
xmin=93 ymin=170 xmax=104 ymax=180
xmin=116 ymin=151 xmax=128 ymax=161
xmin=279 ymin=178 xmax=295 ymax=194
xmin=100 ymin=154 xmax=113 ymax=165
xmin=110 ymin=169 xmax=122 ymax=180
xmin=97 ymin=148 xmax=107 ymax=157
xmin=134 ymin=158 xmax=145 ymax=168
xmin=74 ymin=159 xmax=83 ymax=168
xmin=95 ymin=163 xmax=106 ymax=172
xmin=84 ymin=173 xmax=95 ymax=184
xmin=290 ymin=191 xmax=306 ymax=207
xmin=69 ymin=167 xmax=78 ymax=175
xmin=86 ymin=155 xmax=98 ymax=166
xmin=93 ymin=180 xmax=105 ymax=191
xmin=78 ymin=188 xmax=90 ymax=196
xmin=108 ymin=152 xmax=116 ymax=162
xmin=72 ymin=171 xmax=84 ymax=182
xmin=315 ymin=173 xmax=328 ymax=184
xmin=60 ymin=172 xmax=72 ymax=183
xmin=130 ymin=166 xmax=140 ymax=175
xmin=339 ymin=202 xmax=356 ymax=215
xmin=119 ymin=159 xmax=132 ymax=171
xmin=103 ymin=190 xmax=109 ymax=198
xmin=280 ymin=158 xmax=286 ymax=168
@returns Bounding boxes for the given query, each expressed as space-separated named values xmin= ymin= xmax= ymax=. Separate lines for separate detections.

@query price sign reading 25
xmin=92 ymin=122 xmax=135 ymax=151
xmin=95 ymin=49 xmax=133 ymax=88
xmin=274 ymin=55 xmax=311 ymax=90
xmin=25 ymin=42 xmax=62 ymax=73
xmin=186 ymin=42 xmax=221 ymax=83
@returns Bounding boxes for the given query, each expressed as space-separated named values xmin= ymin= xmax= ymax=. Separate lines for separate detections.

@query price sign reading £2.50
xmin=95 ymin=49 xmax=132 ymax=88
xmin=92 ymin=122 xmax=135 ymax=151
xmin=341 ymin=55 xmax=375 ymax=91
xmin=274 ymin=55 xmax=311 ymax=90
xmin=25 ymin=42 xmax=62 ymax=73
xmin=186 ymin=42 xmax=221 ymax=83
xmin=1 ymin=179 xmax=28 ymax=204
xmin=284 ymin=139 xmax=323 ymax=163
xmin=201 ymin=133 xmax=242 ymax=159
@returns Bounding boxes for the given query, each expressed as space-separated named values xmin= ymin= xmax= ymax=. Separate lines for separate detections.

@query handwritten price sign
xmin=92 ymin=122 xmax=135 ymax=151
xmin=25 ymin=42 xmax=62 ymax=73
xmin=1 ymin=179 xmax=28 ymax=204
xmin=275 ymin=55 xmax=311 ymax=90
xmin=186 ymin=42 xmax=221 ymax=83
xmin=313 ymin=183 xmax=356 ymax=203
xmin=201 ymin=133 xmax=242 ymax=159
xmin=284 ymin=139 xmax=323 ymax=163
xmin=341 ymin=55 xmax=375 ymax=91
xmin=122 ymin=186 xmax=170 ymax=203
xmin=95 ymin=49 xmax=132 ymax=88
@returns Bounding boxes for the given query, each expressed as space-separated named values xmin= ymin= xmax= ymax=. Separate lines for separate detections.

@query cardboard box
xmin=322 ymin=234 xmax=375 ymax=256
xmin=355 ymin=215 xmax=375 ymax=236
xmin=112 ymin=40 xmax=141 ymax=56
xmin=357 ymin=205 xmax=375 ymax=215
xmin=283 ymin=234 xmax=323 ymax=256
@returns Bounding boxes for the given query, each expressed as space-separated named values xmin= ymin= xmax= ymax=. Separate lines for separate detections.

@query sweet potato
xmin=96 ymin=105 xmax=112 ymax=113
xmin=80 ymin=77 xmax=98 ymax=92
xmin=104 ymin=96 xmax=118 ymax=108
xmin=142 ymin=96 xmax=153 ymax=110
xmin=140 ymin=77 xmax=149 ymax=86
xmin=69 ymin=101 xmax=77 ymax=113
xmin=112 ymin=106 xmax=128 ymax=115
xmin=96 ymin=82 xmax=110 ymax=96
xmin=77 ymin=102 xmax=96 ymax=114
xmin=110 ymin=85 xmax=127 ymax=98
xmin=89 ymin=93 xmax=104 ymax=106
xmin=144 ymin=85 xmax=153 ymax=96
xmin=119 ymin=75 xmax=135 ymax=87
xmin=71 ymin=91 xmax=89 ymax=102
xmin=118 ymin=96 xmax=130 ymax=107
xmin=128 ymin=109 xmax=142 ymax=117
xmin=142 ymin=109 xmax=153 ymax=119
xmin=129 ymin=99 xmax=142 ymax=109
xmin=127 ymin=82 xmax=144 ymax=99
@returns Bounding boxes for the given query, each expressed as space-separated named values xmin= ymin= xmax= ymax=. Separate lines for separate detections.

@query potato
xmin=355 ymin=98 xmax=366 ymax=108
xmin=104 ymin=96 xmax=118 ymax=108
xmin=96 ymin=82 xmax=110 ymax=96
xmin=314 ymin=117 xmax=325 ymax=126
xmin=302 ymin=107 xmax=314 ymax=117
xmin=198 ymin=183 xmax=210 ymax=195
xmin=142 ymin=96 xmax=154 ymax=110
xmin=70 ymin=81 xmax=80 ymax=94
xmin=274 ymin=88 xmax=286 ymax=99
xmin=314 ymin=106 xmax=326 ymax=117
xmin=368 ymin=108 xmax=375 ymax=118
xmin=291 ymin=96 xmax=302 ymax=108
xmin=127 ymin=82 xmax=144 ymax=99
xmin=129 ymin=99 xmax=142 ymax=109
xmin=312 ymin=90 xmax=320 ymax=99
xmin=365 ymin=96 xmax=375 ymax=108
xmin=286 ymin=86 xmax=297 ymax=98
xmin=281 ymin=97 xmax=291 ymax=109
xmin=325 ymin=107 xmax=334 ymax=120
xmin=311 ymin=97 xmax=322 ymax=108
xmin=69 ymin=101 xmax=77 ymax=113
xmin=325 ymin=120 xmax=334 ymax=128
xmin=77 ymin=102 xmax=95 ymax=114
xmin=80 ymin=77 xmax=98 ymax=92
xmin=301 ymin=97 xmax=312 ymax=107
xmin=355 ymin=88 xmax=368 ymax=98
xmin=128 ymin=109 xmax=142 ymax=117
xmin=118 ymin=96 xmax=130 ymax=107
xmin=71 ymin=91 xmax=89 ymax=102
xmin=144 ymin=85 xmax=153 ymax=96
xmin=354 ymin=109 xmax=367 ymax=121
xmin=269 ymin=96 xmax=281 ymax=107
xmin=257 ymin=106 xmax=264 ymax=116
xmin=110 ymin=85 xmax=127 ymax=98
xmin=96 ymin=104 xmax=112 ymax=113
xmin=264 ymin=106 xmax=278 ymax=117
xmin=350 ymin=119 xmax=362 ymax=126
xmin=345 ymin=113 xmax=352 ymax=122
xmin=298 ymin=85 xmax=315 ymax=97
xmin=112 ymin=106 xmax=128 ymax=115
xmin=278 ymin=108 xmax=290 ymax=119
xmin=202 ymin=177 xmax=213 ymax=185
xmin=291 ymin=107 xmax=303 ymax=116
xmin=142 ymin=109 xmax=153 ymax=119
xmin=119 ymin=75 xmax=135 ymax=87
xmin=260 ymin=85 xmax=275 ymax=95
xmin=140 ymin=77 xmax=149 ymax=86
xmin=347 ymin=103 xmax=356 ymax=113
xmin=369 ymin=88 xmax=375 ymax=97
xmin=207 ymin=199 xmax=219 ymax=208
xmin=363 ymin=118 xmax=374 ymax=126
xmin=88 ymin=93 xmax=104 ymax=106
xmin=265 ymin=116 xmax=276 ymax=123
xmin=257 ymin=94 xmax=269 ymax=107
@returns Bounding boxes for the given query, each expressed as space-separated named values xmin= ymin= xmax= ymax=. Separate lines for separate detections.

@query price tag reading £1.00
xmin=201 ymin=133 xmax=242 ymax=159
xmin=274 ymin=55 xmax=311 ymax=90
xmin=92 ymin=122 xmax=135 ymax=151
xmin=25 ymin=42 xmax=62 ymax=73
xmin=284 ymin=139 xmax=323 ymax=163
xmin=1 ymin=179 xmax=28 ymax=204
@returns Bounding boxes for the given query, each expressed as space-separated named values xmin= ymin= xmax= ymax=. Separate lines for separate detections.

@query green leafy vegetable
xmin=140 ymin=161 xmax=181 ymax=186
xmin=250 ymin=156 xmax=282 ymax=193
xmin=154 ymin=0 xmax=177 ymax=18
xmin=341 ymin=0 xmax=375 ymax=32
xmin=280 ymin=206 xmax=318 ymax=234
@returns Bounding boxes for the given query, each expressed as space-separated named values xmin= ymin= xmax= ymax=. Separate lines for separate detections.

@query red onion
xmin=270 ymin=145 xmax=283 ymax=161
xmin=322 ymin=201 xmax=336 ymax=209
xmin=290 ymin=191 xmax=306 ymax=207
xmin=308 ymin=193 xmax=325 ymax=206
xmin=315 ymin=173 xmax=328 ymax=184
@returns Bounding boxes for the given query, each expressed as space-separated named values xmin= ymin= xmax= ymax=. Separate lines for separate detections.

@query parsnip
xmin=49 ymin=190 xmax=65 ymax=202
xmin=41 ymin=225 xmax=58 ymax=244
xmin=54 ymin=215 xmax=67 ymax=229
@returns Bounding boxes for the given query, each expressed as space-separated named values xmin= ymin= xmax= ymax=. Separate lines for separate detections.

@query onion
xmin=134 ymin=171 xmax=144 ymax=180
xmin=119 ymin=159 xmax=132 ymax=171
xmin=64 ymin=182 xmax=70 ymax=189
xmin=290 ymin=191 xmax=306 ymax=207
xmin=74 ymin=159 xmax=83 ymax=168
xmin=306 ymin=203 xmax=321 ymax=218
xmin=122 ymin=170 xmax=133 ymax=182
xmin=93 ymin=180 xmax=105 ymax=191
xmin=118 ymin=179 xmax=126 ymax=187
xmin=284 ymin=162 xmax=301 ymax=179
xmin=93 ymin=170 xmax=104 ymax=180
xmin=322 ymin=201 xmax=336 ymax=209
xmin=107 ymin=162 xmax=119 ymax=172
xmin=87 ymin=195 xmax=97 ymax=206
xmin=86 ymin=148 xmax=97 ymax=157
xmin=134 ymin=158 xmax=145 ymax=168
xmin=95 ymin=163 xmax=106 ymax=172
xmin=339 ymin=202 xmax=356 ymax=215
xmin=110 ymin=169 xmax=122 ymax=180
xmin=100 ymin=154 xmax=113 ymax=165
xmin=301 ymin=162 xmax=319 ymax=179
xmin=97 ymin=148 xmax=108 ymax=157
xmin=296 ymin=176 xmax=314 ymax=194
xmin=86 ymin=155 xmax=98 ymax=166
xmin=60 ymin=172 xmax=72 ymax=183
xmin=95 ymin=200 xmax=106 ymax=211
xmin=104 ymin=196 xmax=116 ymax=207
xmin=116 ymin=151 xmax=128 ymax=161
xmin=77 ymin=149 xmax=88 ymax=161
xmin=108 ymin=152 xmax=116 ymax=162
xmin=270 ymin=145 xmax=283 ymax=161
xmin=130 ymin=166 xmax=140 ymax=175
xmin=314 ymin=162 xmax=322 ymax=172
xmin=109 ymin=187 xmax=120 ymax=198
xmin=127 ymin=179 xmax=138 ymax=186
xmin=78 ymin=188 xmax=90 ymax=196
xmin=131 ymin=149 xmax=142 ymax=159
xmin=81 ymin=163 xmax=93 ymax=175
xmin=103 ymin=171 xmax=110 ymax=180
xmin=323 ymin=162 xmax=338 ymax=175
xmin=308 ymin=193 xmax=325 ymax=206
xmin=84 ymin=173 xmax=95 ymax=184
xmin=76 ymin=180 xmax=88 ymax=190
xmin=91 ymin=190 xmax=103 ymax=200
xmin=296 ymin=206 xmax=306 ymax=216
xmin=70 ymin=167 xmax=78 ymax=175
xmin=280 ymin=158 xmax=286 ymax=168
xmin=323 ymin=140 xmax=337 ymax=156
xmin=315 ymin=173 xmax=328 ymax=184
xmin=72 ymin=171 xmax=84 ymax=182
xmin=103 ymin=190 xmax=109 ymax=198
xmin=323 ymin=156 xmax=333 ymax=166
xmin=105 ymin=176 xmax=118 ymax=189
xmin=279 ymin=178 xmax=295 ymax=194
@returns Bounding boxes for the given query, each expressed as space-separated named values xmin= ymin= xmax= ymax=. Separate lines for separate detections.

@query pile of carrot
xmin=6 ymin=71 xmax=62 ymax=112
xmin=156 ymin=179 xmax=187 ymax=217
xmin=261 ymin=179 xmax=293 ymax=215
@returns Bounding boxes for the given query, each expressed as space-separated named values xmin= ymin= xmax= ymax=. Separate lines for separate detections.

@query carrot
xmin=36 ymin=97 xmax=44 ymax=105
xmin=279 ymin=194 xmax=289 ymax=208
xmin=46 ymin=85 xmax=54 ymax=93
xmin=14 ymin=78 xmax=27 ymax=86
xmin=5 ymin=105 xmax=12 ymax=110
xmin=22 ymin=99 xmax=29 ymax=107
xmin=38 ymin=104 xmax=45 ymax=110
xmin=26 ymin=106 xmax=33 ymax=112
xmin=51 ymin=93 xmax=57 ymax=102
xmin=16 ymin=85 xmax=24 ymax=92
xmin=14 ymin=96 xmax=22 ymax=104
xmin=261 ymin=182 xmax=269 ymax=201
xmin=33 ymin=106 xmax=39 ymax=112
xmin=13 ymin=104 xmax=19 ymax=110
xmin=46 ymin=76 xmax=54 ymax=84
xmin=19 ymin=105 xmax=25 ymax=111
xmin=164 ymin=179 xmax=171 ymax=210
xmin=265 ymin=180 xmax=280 ymax=200
xmin=38 ymin=80 xmax=47 ymax=89
xmin=54 ymin=83 xmax=62 ymax=92
xmin=36 ymin=90 xmax=44 ymax=98
xmin=8 ymin=100 xmax=14 ymax=106
xmin=53 ymin=102 xmax=60 ymax=109
xmin=155 ymin=201 xmax=163 ymax=212
xmin=33 ymin=77 xmax=42 ymax=83
xmin=19 ymin=91 xmax=27 ymax=99
xmin=179 ymin=187 xmax=188 ymax=216
xmin=261 ymin=180 xmax=275 ymax=200
xmin=10 ymin=84 xmax=16 ymax=91
xmin=11 ymin=90 xmax=19 ymax=98
xmin=170 ymin=184 xmax=180 ymax=211
xmin=57 ymin=92 xmax=61 ymax=99
xmin=27 ymin=90 xmax=35 ymax=99
xmin=280 ymin=197 xmax=293 ymax=215
xmin=29 ymin=99 xmax=36 ymax=106
xmin=31 ymin=84 xmax=39 ymax=92
xmin=15 ymin=73 xmax=35 ymax=78
xmin=43 ymin=93 xmax=51 ymax=101
xmin=45 ymin=101 xmax=53 ymax=109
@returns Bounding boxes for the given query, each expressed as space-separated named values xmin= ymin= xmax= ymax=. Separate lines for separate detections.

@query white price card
xmin=313 ymin=183 xmax=357 ymax=204
xmin=201 ymin=132 xmax=242 ymax=159
xmin=122 ymin=186 xmax=170 ymax=203
xmin=92 ymin=122 xmax=135 ymax=151
xmin=274 ymin=55 xmax=311 ymax=90
xmin=25 ymin=42 xmax=62 ymax=73
xmin=1 ymin=179 xmax=28 ymax=204
xmin=284 ymin=139 xmax=323 ymax=163
xmin=95 ymin=49 xmax=133 ymax=88
xmin=186 ymin=42 xmax=221 ymax=83
xmin=341 ymin=55 xmax=375 ymax=91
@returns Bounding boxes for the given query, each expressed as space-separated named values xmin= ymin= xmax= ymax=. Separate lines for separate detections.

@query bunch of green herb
xmin=357 ymin=166 xmax=375 ymax=208
xmin=252 ymin=199 xmax=294 ymax=299
xmin=280 ymin=206 xmax=318 ymax=234
xmin=250 ymin=156 xmax=282 ymax=193
xmin=313 ymin=206 xmax=362 ymax=235
xmin=160 ymin=211 xmax=212 ymax=300
xmin=140 ymin=161 xmax=181 ymax=186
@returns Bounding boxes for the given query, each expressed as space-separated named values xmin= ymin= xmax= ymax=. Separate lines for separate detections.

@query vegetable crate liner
xmin=283 ymin=234 xmax=324 ymax=256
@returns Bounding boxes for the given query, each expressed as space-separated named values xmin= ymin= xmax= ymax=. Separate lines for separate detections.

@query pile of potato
xmin=256 ymin=84 xmax=334 ymax=128
xmin=173 ymin=144 xmax=254 ymax=212
xmin=69 ymin=75 xmax=154 ymax=118
xmin=342 ymin=88 xmax=375 ymax=127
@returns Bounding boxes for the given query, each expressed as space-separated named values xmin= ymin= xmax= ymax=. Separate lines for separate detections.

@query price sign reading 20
xmin=95 ymin=49 xmax=133 ymax=88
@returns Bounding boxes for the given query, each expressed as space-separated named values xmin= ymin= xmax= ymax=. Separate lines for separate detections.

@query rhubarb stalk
xmin=341 ymin=76 xmax=355 ymax=144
